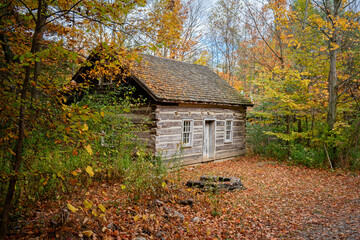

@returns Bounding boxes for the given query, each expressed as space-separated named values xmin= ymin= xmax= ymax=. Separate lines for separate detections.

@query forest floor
xmin=7 ymin=156 xmax=360 ymax=240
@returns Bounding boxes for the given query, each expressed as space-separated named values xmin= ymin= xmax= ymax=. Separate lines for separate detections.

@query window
xmin=182 ymin=120 xmax=193 ymax=146
xmin=225 ymin=120 xmax=233 ymax=142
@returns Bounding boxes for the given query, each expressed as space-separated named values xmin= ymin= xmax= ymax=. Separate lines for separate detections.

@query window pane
xmin=182 ymin=120 xmax=192 ymax=145
xmin=183 ymin=121 xmax=191 ymax=132
xmin=226 ymin=121 xmax=231 ymax=130
xmin=183 ymin=133 xmax=190 ymax=144
xmin=226 ymin=131 xmax=231 ymax=140
xmin=225 ymin=120 xmax=232 ymax=141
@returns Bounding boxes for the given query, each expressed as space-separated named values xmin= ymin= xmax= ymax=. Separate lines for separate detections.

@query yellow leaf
xmin=98 ymin=204 xmax=106 ymax=213
xmin=71 ymin=171 xmax=78 ymax=176
xmin=82 ymin=230 xmax=93 ymax=237
xmin=162 ymin=182 xmax=166 ymax=188
xmin=133 ymin=215 xmax=140 ymax=222
xmin=83 ymin=200 xmax=93 ymax=209
xmin=142 ymin=214 xmax=147 ymax=220
xmin=57 ymin=172 xmax=65 ymax=180
xmin=8 ymin=148 xmax=16 ymax=156
xmin=121 ymin=184 xmax=126 ymax=190
xmin=92 ymin=209 xmax=98 ymax=217
xmin=85 ymin=166 xmax=94 ymax=177
xmin=100 ymin=111 xmax=105 ymax=117
xmin=85 ymin=145 xmax=93 ymax=155
xmin=82 ymin=124 xmax=89 ymax=131
xmin=67 ymin=203 xmax=78 ymax=213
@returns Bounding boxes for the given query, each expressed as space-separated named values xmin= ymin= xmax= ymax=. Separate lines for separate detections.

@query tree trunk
xmin=0 ymin=1 xmax=46 ymax=238
xmin=325 ymin=0 xmax=341 ymax=166
xmin=328 ymin=44 xmax=338 ymax=165
xmin=286 ymin=115 xmax=291 ymax=157
xmin=327 ymin=41 xmax=337 ymax=130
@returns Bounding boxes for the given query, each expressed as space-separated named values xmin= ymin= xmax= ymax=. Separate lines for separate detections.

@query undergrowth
xmin=247 ymin=122 xmax=360 ymax=170
xmin=0 ymin=86 xmax=166 ymax=216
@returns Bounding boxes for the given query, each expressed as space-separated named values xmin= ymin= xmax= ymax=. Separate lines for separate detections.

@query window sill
xmin=182 ymin=144 xmax=193 ymax=148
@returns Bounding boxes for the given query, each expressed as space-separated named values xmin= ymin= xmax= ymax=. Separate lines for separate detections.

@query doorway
xmin=203 ymin=120 xmax=215 ymax=161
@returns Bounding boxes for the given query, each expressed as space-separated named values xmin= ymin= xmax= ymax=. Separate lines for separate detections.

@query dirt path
xmin=7 ymin=156 xmax=360 ymax=239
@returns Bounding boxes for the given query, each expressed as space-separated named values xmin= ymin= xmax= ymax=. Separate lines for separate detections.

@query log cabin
xmin=72 ymin=53 xmax=253 ymax=165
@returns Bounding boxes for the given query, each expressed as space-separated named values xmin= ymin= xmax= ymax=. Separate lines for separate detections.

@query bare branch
xmin=16 ymin=0 xmax=36 ymax=22
xmin=42 ymin=0 xmax=84 ymax=28
xmin=243 ymin=0 xmax=282 ymax=62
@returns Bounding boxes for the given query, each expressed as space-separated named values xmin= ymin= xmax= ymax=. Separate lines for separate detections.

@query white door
xmin=203 ymin=120 xmax=215 ymax=161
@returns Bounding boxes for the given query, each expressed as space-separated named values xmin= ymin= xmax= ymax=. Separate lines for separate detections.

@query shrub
xmin=0 ymin=86 xmax=166 ymax=212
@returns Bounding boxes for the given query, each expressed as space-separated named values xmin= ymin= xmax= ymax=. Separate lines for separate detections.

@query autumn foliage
xmin=1 ymin=0 xmax=359 ymax=239
xmin=211 ymin=0 xmax=360 ymax=168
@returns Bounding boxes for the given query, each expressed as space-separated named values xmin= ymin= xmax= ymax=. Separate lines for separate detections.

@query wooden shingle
xmin=130 ymin=54 xmax=252 ymax=106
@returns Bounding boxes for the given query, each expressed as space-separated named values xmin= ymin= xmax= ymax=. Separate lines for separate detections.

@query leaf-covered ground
xmin=8 ymin=156 xmax=360 ymax=239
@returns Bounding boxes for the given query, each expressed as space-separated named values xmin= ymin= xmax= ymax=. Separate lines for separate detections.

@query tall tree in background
xmin=306 ymin=0 xmax=360 ymax=162
xmin=208 ymin=0 xmax=243 ymax=85
xmin=139 ymin=0 xmax=205 ymax=61
xmin=288 ymin=0 xmax=360 ymax=163
xmin=233 ymin=0 xmax=360 ymax=166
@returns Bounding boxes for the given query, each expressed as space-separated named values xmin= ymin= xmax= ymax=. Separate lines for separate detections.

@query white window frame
xmin=224 ymin=119 xmax=233 ymax=143
xmin=181 ymin=119 xmax=194 ymax=147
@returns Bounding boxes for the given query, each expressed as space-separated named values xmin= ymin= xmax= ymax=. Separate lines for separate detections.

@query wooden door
xmin=203 ymin=120 xmax=215 ymax=161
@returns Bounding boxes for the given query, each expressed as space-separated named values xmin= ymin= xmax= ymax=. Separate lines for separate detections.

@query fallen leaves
xmin=7 ymin=156 xmax=360 ymax=239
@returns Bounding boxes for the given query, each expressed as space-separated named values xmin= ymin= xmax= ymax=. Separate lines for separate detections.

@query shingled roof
xmin=130 ymin=54 xmax=252 ymax=106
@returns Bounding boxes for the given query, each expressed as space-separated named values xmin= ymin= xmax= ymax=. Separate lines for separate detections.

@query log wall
xmin=152 ymin=104 xmax=247 ymax=165
xmin=130 ymin=104 xmax=156 ymax=152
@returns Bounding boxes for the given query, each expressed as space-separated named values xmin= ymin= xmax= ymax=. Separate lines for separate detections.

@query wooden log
xmin=215 ymin=149 xmax=245 ymax=159
xmin=216 ymin=143 xmax=244 ymax=151
xmin=157 ymin=121 xmax=182 ymax=128
xmin=157 ymin=127 xmax=182 ymax=135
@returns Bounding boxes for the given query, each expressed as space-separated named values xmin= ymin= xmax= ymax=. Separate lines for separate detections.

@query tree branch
xmin=16 ymin=0 xmax=37 ymax=22
xmin=42 ymin=0 xmax=84 ymax=28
